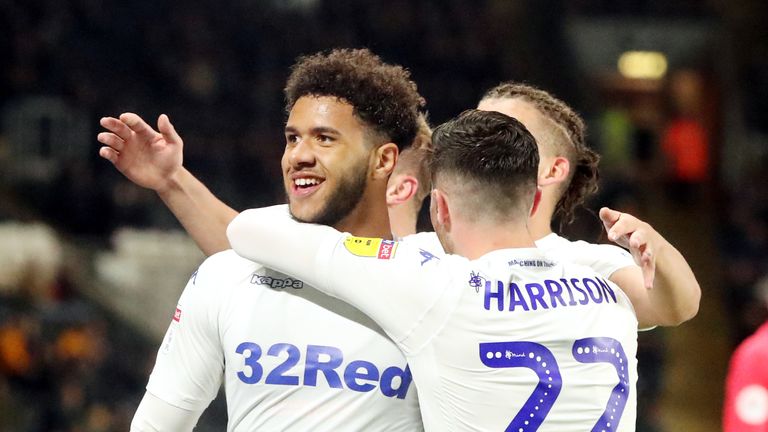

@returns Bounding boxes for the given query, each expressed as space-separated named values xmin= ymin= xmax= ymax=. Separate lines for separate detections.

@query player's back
xmin=407 ymin=248 xmax=638 ymax=431
xmin=149 ymin=250 xmax=422 ymax=431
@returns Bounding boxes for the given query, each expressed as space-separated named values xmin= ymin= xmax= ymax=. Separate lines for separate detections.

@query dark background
xmin=1 ymin=1 xmax=767 ymax=430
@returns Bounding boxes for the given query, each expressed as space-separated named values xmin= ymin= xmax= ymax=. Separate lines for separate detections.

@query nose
xmin=287 ymin=139 xmax=315 ymax=169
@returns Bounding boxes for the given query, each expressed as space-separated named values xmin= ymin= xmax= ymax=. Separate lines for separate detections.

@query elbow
xmin=663 ymin=283 xmax=702 ymax=327
xmin=225 ymin=211 xmax=249 ymax=254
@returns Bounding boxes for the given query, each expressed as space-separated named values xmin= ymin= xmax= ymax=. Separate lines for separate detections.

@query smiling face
xmin=282 ymin=95 xmax=376 ymax=226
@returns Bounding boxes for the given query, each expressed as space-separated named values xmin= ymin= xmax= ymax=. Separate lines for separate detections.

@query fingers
xmin=100 ymin=117 xmax=132 ymax=142
xmin=97 ymin=132 xmax=125 ymax=152
xmin=641 ymin=248 xmax=656 ymax=289
xmin=599 ymin=207 xmax=621 ymax=227
xmin=157 ymin=114 xmax=182 ymax=145
xmin=604 ymin=211 xmax=642 ymax=245
xmin=600 ymin=207 xmax=625 ymax=242
xmin=119 ymin=112 xmax=158 ymax=140
xmin=627 ymin=229 xmax=656 ymax=289
xmin=98 ymin=146 xmax=119 ymax=164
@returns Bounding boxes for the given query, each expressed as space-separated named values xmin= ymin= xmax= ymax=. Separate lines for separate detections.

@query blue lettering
xmin=509 ymin=283 xmax=530 ymax=312
xmin=544 ymin=279 xmax=567 ymax=308
xmin=235 ymin=342 xmax=410 ymax=397
xmin=236 ymin=342 xmax=263 ymax=384
xmin=265 ymin=343 xmax=300 ymax=385
xmin=560 ymin=278 xmax=578 ymax=306
xmin=569 ymin=278 xmax=590 ymax=305
xmin=304 ymin=345 xmax=343 ymax=388
xmin=485 ymin=280 xmax=504 ymax=311
xmin=380 ymin=365 xmax=413 ymax=399
xmin=525 ymin=283 xmax=549 ymax=310
xmin=597 ymin=277 xmax=618 ymax=303
xmin=344 ymin=360 xmax=379 ymax=392
xmin=582 ymin=278 xmax=604 ymax=304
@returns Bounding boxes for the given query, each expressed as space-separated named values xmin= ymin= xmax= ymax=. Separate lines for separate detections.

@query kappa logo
xmin=251 ymin=274 xmax=304 ymax=289
xmin=173 ymin=307 xmax=182 ymax=322
xmin=344 ymin=236 xmax=398 ymax=260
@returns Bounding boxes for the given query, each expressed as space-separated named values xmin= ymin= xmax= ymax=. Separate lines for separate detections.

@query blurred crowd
xmin=0 ymin=0 xmax=766 ymax=431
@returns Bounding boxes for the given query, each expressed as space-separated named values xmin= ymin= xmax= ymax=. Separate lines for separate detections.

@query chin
xmin=287 ymin=202 xmax=320 ymax=223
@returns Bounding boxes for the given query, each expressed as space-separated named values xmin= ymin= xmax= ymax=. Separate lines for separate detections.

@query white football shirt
xmin=144 ymin=213 xmax=422 ymax=431
xmin=228 ymin=207 xmax=639 ymax=432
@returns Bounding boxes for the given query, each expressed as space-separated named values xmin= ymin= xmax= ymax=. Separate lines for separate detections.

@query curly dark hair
xmin=284 ymin=48 xmax=425 ymax=151
xmin=481 ymin=82 xmax=600 ymax=227
xmin=431 ymin=109 xmax=539 ymax=221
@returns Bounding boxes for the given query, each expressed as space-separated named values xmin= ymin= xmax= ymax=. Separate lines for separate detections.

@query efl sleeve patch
xmin=343 ymin=236 xmax=398 ymax=259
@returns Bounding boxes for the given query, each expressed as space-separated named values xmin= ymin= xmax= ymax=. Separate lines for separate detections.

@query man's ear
xmin=373 ymin=142 xmax=399 ymax=180
xmin=430 ymin=188 xmax=451 ymax=230
xmin=386 ymin=174 xmax=419 ymax=206
xmin=539 ymin=156 xmax=570 ymax=187
xmin=530 ymin=187 xmax=543 ymax=217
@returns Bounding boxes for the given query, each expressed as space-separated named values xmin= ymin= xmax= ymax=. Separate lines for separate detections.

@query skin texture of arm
xmin=601 ymin=207 xmax=701 ymax=328
xmin=98 ymin=113 xmax=237 ymax=256
xmin=130 ymin=391 xmax=203 ymax=432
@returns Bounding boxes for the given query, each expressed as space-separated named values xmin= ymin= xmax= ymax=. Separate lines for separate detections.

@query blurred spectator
xmin=660 ymin=69 xmax=711 ymax=205
xmin=0 ymin=221 xmax=62 ymax=302
xmin=723 ymin=274 xmax=768 ymax=431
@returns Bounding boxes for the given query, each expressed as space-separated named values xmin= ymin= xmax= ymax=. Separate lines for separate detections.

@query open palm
xmin=97 ymin=113 xmax=183 ymax=192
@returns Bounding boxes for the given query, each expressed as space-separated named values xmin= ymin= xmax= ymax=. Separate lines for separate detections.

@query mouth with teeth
xmin=290 ymin=175 xmax=325 ymax=197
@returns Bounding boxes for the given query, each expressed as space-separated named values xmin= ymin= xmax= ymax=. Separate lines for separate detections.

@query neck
xmin=333 ymin=184 xmax=393 ymax=239
xmin=529 ymin=193 xmax=557 ymax=240
xmin=388 ymin=203 xmax=418 ymax=239
xmin=450 ymin=218 xmax=537 ymax=260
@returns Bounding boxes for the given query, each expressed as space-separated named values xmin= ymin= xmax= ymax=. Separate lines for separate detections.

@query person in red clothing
xmin=660 ymin=69 xmax=711 ymax=205
xmin=724 ymin=275 xmax=768 ymax=431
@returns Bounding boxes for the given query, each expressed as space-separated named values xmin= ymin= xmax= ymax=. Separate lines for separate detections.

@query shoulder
xmin=401 ymin=231 xmax=444 ymax=255
xmin=538 ymin=234 xmax=630 ymax=259
xmin=537 ymin=233 xmax=634 ymax=276
xmin=202 ymin=249 xmax=261 ymax=271
xmin=188 ymin=250 xmax=265 ymax=292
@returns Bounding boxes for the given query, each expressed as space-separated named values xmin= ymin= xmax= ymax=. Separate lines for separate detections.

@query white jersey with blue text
xmin=228 ymin=208 xmax=639 ymax=432
xmin=145 ymin=213 xmax=421 ymax=431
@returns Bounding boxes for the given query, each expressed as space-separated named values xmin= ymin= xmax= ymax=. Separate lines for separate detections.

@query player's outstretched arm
xmin=98 ymin=113 xmax=237 ymax=255
xmin=600 ymin=207 xmax=701 ymax=327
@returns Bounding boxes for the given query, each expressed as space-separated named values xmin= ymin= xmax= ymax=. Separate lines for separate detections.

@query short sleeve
xmin=144 ymin=255 xmax=226 ymax=412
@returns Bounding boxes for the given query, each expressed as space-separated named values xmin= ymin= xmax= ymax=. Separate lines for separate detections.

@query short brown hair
xmin=481 ymin=82 xmax=600 ymax=226
xmin=284 ymin=48 xmax=425 ymax=151
xmin=431 ymin=109 xmax=539 ymax=222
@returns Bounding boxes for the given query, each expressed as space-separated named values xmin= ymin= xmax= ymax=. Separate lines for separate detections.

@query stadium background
xmin=1 ymin=0 xmax=767 ymax=430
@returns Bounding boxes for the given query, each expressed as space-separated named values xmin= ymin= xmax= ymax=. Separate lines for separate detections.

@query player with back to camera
xmin=473 ymin=83 xmax=700 ymax=329
xmin=227 ymin=109 xmax=640 ymax=431
xmin=100 ymin=48 xmax=427 ymax=431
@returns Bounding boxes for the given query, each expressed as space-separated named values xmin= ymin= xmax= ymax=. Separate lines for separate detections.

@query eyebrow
xmin=284 ymin=126 xmax=342 ymax=136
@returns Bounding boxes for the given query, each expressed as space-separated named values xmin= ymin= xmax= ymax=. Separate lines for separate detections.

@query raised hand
xmin=98 ymin=113 xmax=184 ymax=192
xmin=599 ymin=207 xmax=657 ymax=290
